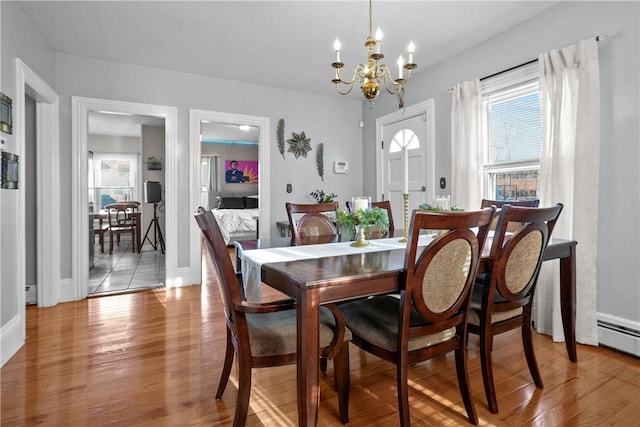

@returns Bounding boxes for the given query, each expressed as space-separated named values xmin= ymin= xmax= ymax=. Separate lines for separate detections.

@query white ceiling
xmin=21 ymin=1 xmax=559 ymax=138
xmin=18 ymin=1 xmax=559 ymax=99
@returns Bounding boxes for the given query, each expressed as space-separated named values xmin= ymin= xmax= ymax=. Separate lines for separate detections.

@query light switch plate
xmin=334 ymin=161 xmax=349 ymax=174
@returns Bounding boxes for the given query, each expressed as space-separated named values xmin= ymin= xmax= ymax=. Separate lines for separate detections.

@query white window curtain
xmin=535 ymin=38 xmax=600 ymax=345
xmin=451 ymin=79 xmax=483 ymax=210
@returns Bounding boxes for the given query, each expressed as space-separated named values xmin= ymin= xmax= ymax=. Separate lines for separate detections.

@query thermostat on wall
xmin=334 ymin=161 xmax=349 ymax=174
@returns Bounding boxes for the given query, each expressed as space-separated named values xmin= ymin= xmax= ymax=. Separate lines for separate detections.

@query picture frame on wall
xmin=224 ymin=159 xmax=258 ymax=184
xmin=1 ymin=150 xmax=19 ymax=189
xmin=1 ymin=92 xmax=13 ymax=135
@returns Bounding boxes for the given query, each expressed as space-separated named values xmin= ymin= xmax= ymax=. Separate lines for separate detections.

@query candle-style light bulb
xmin=334 ymin=38 xmax=341 ymax=62
xmin=375 ymin=28 xmax=383 ymax=54
xmin=397 ymin=56 xmax=404 ymax=79
xmin=408 ymin=41 xmax=415 ymax=64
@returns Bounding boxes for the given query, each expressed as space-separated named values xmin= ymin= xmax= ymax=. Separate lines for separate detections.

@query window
xmin=481 ymin=63 xmax=541 ymax=201
xmin=91 ymin=153 xmax=139 ymax=210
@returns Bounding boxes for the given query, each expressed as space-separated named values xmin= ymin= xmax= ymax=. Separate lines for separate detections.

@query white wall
xmin=54 ymin=54 xmax=363 ymax=273
xmin=1 ymin=1 xmax=57 ymax=364
xmin=363 ymin=1 xmax=640 ymax=333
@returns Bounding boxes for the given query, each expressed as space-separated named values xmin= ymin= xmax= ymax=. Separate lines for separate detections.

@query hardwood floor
xmin=2 ymin=249 xmax=638 ymax=426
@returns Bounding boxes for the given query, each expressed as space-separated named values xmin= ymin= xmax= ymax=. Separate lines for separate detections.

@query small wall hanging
xmin=316 ymin=142 xmax=325 ymax=181
xmin=1 ymin=150 xmax=19 ymax=189
xmin=287 ymin=131 xmax=312 ymax=159
xmin=1 ymin=92 xmax=13 ymax=135
xmin=146 ymin=156 xmax=162 ymax=170
xmin=277 ymin=118 xmax=285 ymax=159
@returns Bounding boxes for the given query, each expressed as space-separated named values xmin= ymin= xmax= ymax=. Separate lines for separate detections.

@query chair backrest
xmin=194 ymin=208 xmax=244 ymax=332
xmin=105 ymin=202 xmax=139 ymax=228
xmin=401 ymin=207 xmax=495 ymax=341
xmin=286 ymin=202 xmax=338 ymax=245
xmin=485 ymin=203 xmax=563 ymax=310
xmin=480 ymin=199 xmax=540 ymax=232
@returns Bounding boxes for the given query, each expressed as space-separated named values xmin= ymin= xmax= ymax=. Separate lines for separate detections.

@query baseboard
xmin=1 ymin=313 xmax=24 ymax=367
xmin=597 ymin=313 xmax=640 ymax=357
xmin=25 ymin=284 xmax=37 ymax=305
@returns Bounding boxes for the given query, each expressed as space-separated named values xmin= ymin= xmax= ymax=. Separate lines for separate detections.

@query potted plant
xmin=310 ymin=189 xmax=337 ymax=204
xmin=337 ymin=207 xmax=390 ymax=243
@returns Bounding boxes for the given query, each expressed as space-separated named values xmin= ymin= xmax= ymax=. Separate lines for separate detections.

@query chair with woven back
xmin=339 ymin=207 xmax=495 ymax=426
xmin=467 ymin=203 xmax=563 ymax=414
xmin=285 ymin=202 xmax=339 ymax=246
xmin=194 ymin=208 xmax=351 ymax=426
xmin=480 ymin=199 xmax=540 ymax=232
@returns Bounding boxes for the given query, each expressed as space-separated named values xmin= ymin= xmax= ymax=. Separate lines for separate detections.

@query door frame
xmin=5 ymin=59 xmax=59 ymax=365
xmin=72 ymin=97 xmax=178 ymax=299
xmin=375 ymin=99 xmax=436 ymax=210
xmin=189 ymin=109 xmax=270 ymax=283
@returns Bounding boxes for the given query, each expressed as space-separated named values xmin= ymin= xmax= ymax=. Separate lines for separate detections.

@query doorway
xmin=87 ymin=111 xmax=166 ymax=295
xmin=376 ymin=100 xmax=436 ymax=229
xmin=189 ymin=110 xmax=270 ymax=282
xmin=72 ymin=97 xmax=178 ymax=299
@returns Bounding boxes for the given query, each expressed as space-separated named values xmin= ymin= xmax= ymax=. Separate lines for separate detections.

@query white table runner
xmin=240 ymin=235 xmax=434 ymax=301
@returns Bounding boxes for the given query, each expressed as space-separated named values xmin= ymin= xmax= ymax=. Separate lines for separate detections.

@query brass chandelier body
xmin=331 ymin=0 xmax=417 ymax=101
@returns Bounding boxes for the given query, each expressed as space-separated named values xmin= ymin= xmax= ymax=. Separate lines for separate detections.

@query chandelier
xmin=331 ymin=0 xmax=417 ymax=104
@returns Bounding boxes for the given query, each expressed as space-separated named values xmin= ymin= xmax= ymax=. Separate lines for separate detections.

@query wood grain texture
xmin=1 ymin=248 xmax=638 ymax=426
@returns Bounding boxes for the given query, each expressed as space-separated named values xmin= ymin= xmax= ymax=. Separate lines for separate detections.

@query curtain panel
xmin=451 ymin=79 xmax=483 ymax=210
xmin=536 ymin=38 xmax=600 ymax=345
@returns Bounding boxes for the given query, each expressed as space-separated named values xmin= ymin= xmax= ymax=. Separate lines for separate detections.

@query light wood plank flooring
xmin=2 ymin=249 xmax=638 ymax=426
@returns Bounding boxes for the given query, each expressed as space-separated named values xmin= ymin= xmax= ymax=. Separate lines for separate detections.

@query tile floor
xmin=89 ymin=235 xmax=165 ymax=296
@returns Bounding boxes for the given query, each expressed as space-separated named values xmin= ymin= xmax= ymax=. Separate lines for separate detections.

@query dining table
xmin=234 ymin=233 xmax=577 ymax=427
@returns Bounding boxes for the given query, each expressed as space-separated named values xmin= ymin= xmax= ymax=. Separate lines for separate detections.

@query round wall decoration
xmin=287 ymin=131 xmax=312 ymax=159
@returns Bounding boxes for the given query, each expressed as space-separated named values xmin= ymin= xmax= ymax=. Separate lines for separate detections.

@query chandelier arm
xmin=335 ymin=83 xmax=355 ymax=96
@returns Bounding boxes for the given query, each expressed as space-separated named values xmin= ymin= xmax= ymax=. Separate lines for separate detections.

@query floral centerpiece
xmin=337 ymin=207 xmax=390 ymax=244
xmin=310 ymin=189 xmax=337 ymax=204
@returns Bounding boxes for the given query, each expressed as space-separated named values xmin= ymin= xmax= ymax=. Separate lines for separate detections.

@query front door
xmin=380 ymin=112 xmax=432 ymax=231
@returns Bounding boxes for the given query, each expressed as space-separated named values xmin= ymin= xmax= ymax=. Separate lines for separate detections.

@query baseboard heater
xmin=597 ymin=315 xmax=640 ymax=357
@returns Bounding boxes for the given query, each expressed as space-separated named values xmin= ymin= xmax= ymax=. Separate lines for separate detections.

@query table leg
xmin=559 ymin=244 xmax=577 ymax=362
xmin=297 ymin=290 xmax=320 ymax=426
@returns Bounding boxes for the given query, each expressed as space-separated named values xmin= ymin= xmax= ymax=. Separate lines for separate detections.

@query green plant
xmin=310 ymin=189 xmax=337 ymax=204
xmin=418 ymin=203 xmax=465 ymax=212
xmin=337 ymin=207 xmax=390 ymax=240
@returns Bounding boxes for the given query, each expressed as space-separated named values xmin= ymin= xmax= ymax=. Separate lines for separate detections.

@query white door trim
xmin=71 ymin=97 xmax=178 ymax=299
xmin=3 ymin=59 xmax=60 ymax=366
xmin=189 ymin=109 xmax=270 ymax=282
xmin=375 ymin=99 xmax=436 ymax=207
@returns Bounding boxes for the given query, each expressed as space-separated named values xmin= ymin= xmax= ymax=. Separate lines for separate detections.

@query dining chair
xmin=104 ymin=202 xmax=139 ymax=254
xmin=346 ymin=200 xmax=395 ymax=235
xmin=339 ymin=207 xmax=495 ymax=426
xmin=467 ymin=203 xmax=563 ymax=414
xmin=285 ymin=202 xmax=339 ymax=246
xmin=194 ymin=208 xmax=351 ymax=426
xmin=93 ymin=216 xmax=109 ymax=254
xmin=480 ymin=198 xmax=540 ymax=232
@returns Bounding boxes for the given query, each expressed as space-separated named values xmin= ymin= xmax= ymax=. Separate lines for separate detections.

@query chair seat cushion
xmin=340 ymin=296 xmax=455 ymax=353
xmin=246 ymin=306 xmax=351 ymax=357
xmin=468 ymin=284 xmax=523 ymax=325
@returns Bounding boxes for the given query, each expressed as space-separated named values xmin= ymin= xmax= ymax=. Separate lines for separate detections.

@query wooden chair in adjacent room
xmin=105 ymin=202 xmax=139 ymax=254
xmin=339 ymin=207 xmax=495 ymax=426
xmin=467 ymin=203 xmax=563 ymax=414
xmin=194 ymin=208 xmax=351 ymax=426
xmin=285 ymin=202 xmax=339 ymax=246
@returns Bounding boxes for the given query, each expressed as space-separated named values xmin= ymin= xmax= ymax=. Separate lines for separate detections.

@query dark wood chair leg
xmin=333 ymin=341 xmax=350 ymax=424
xmin=396 ymin=357 xmax=410 ymax=427
xmin=479 ymin=330 xmax=499 ymax=413
xmin=522 ymin=316 xmax=544 ymax=389
xmin=234 ymin=354 xmax=252 ymax=427
xmin=216 ymin=329 xmax=235 ymax=399
xmin=455 ymin=345 xmax=478 ymax=425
